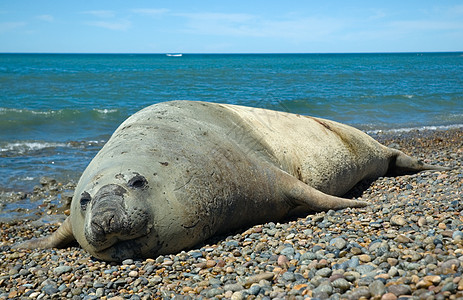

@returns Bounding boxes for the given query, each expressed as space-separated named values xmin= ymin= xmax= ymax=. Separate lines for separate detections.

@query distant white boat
xmin=166 ymin=53 xmax=182 ymax=57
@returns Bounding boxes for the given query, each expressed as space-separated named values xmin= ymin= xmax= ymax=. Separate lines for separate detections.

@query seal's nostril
xmin=107 ymin=215 xmax=116 ymax=230
xmin=90 ymin=219 xmax=105 ymax=238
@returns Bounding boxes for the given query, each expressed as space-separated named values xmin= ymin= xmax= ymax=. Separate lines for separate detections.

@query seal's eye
xmin=128 ymin=174 xmax=148 ymax=189
xmin=80 ymin=192 xmax=91 ymax=211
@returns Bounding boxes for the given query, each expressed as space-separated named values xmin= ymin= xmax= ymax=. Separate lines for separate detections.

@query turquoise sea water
xmin=1 ymin=53 xmax=462 ymax=191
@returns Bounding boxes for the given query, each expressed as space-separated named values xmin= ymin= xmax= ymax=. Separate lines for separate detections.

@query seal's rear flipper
xmin=388 ymin=149 xmax=452 ymax=176
xmin=13 ymin=216 xmax=75 ymax=249
xmin=280 ymin=172 xmax=367 ymax=213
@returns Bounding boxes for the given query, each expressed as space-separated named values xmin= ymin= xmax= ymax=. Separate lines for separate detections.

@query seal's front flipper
xmin=279 ymin=172 xmax=367 ymax=213
xmin=13 ymin=216 xmax=75 ymax=249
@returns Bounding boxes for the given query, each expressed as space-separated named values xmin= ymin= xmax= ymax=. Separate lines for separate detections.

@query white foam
xmin=0 ymin=107 xmax=56 ymax=115
xmin=0 ymin=107 xmax=23 ymax=114
xmin=30 ymin=110 xmax=56 ymax=115
xmin=0 ymin=141 xmax=70 ymax=153
xmin=367 ymin=124 xmax=463 ymax=135
xmin=94 ymin=108 xmax=118 ymax=114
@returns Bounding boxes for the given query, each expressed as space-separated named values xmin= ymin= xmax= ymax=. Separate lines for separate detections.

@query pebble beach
xmin=1 ymin=128 xmax=462 ymax=300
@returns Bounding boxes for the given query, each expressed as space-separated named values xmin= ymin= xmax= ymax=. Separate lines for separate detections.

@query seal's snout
xmin=85 ymin=184 xmax=128 ymax=246
xmin=90 ymin=207 xmax=124 ymax=241
xmin=84 ymin=183 xmax=152 ymax=253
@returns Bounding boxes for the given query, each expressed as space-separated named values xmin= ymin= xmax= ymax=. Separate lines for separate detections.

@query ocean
xmin=1 ymin=53 xmax=462 ymax=192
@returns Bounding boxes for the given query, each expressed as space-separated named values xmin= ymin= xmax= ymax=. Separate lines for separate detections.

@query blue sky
xmin=1 ymin=1 xmax=462 ymax=53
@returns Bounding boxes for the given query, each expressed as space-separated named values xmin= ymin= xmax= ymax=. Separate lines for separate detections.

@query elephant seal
xmin=16 ymin=100 xmax=449 ymax=261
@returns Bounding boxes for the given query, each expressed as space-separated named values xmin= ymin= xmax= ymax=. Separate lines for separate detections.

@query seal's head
xmin=70 ymin=168 xmax=161 ymax=261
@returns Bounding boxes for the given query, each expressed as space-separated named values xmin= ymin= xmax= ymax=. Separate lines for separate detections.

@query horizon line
xmin=1 ymin=51 xmax=462 ymax=55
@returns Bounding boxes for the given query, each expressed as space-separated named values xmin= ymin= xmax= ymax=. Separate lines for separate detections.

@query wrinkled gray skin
xmin=16 ymin=101 xmax=450 ymax=261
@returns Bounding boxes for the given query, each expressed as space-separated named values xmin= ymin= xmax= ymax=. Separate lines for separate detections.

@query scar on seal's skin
xmin=311 ymin=117 xmax=332 ymax=131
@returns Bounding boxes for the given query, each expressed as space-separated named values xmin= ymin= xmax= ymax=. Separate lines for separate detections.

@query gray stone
xmin=53 ymin=265 xmax=72 ymax=276
xmin=71 ymin=288 xmax=82 ymax=296
xmin=387 ymin=284 xmax=411 ymax=296
xmin=209 ymin=278 xmax=222 ymax=286
xmin=405 ymin=262 xmax=420 ymax=270
xmin=265 ymin=229 xmax=278 ymax=236
xmin=95 ymin=288 xmax=105 ymax=298
xmin=224 ymin=283 xmax=244 ymax=292
xmin=315 ymin=267 xmax=332 ymax=277
xmin=348 ymin=257 xmax=360 ymax=269
xmin=330 ymin=237 xmax=347 ymax=250
xmin=313 ymin=282 xmax=333 ymax=295
xmin=150 ymin=275 xmax=162 ymax=285
xmin=452 ymin=230 xmax=463 ymax=240
xmin=355 ymin=264 xmax=375 ymax=275
xmin=332 ymin=278 xmax=351 ymax=292
xmin=42 ymin=284 xmax=59 ymax=295
xmin=369 ymin=280 xmax=386 ymax=297
xmin=248 ymin=284 xmax=261 ymax=295
xmin=357 ymin=276 xmax=375 ymax=287
xmin=231 ymin=291 xmax=246 ymax=300
xmin=369 ymin=241 xmax=389 ymax=256
xmin=122 ymin=259 xmax=134 ymax=265
xmin=347 ymin=287 xmax=370 ymax=300
xmin=93 ymin=282 xmax=105 ymax=289
xmin=300 ymin=251 xmax=317 ymax=261
xmin=282 ymin=271 xmax=296 ymax=281
xmin=441 ymin=258 xmax=460 ymax=270
xmin=206 ymin=288 xmax=224 ymax=298
xmin=343 ymin=271 xmax=360 ymax=282
xmin=388 ymin=266 xmax=398 ymax=277
xmin=390 ymin=215 xmax=407 ymax=226
xmin=190 ymin=251 xmax=203 ymax=258
xmin=280 ymin=246 xmax=295 ymax=257
xmin=441 ymin=282 xmax=457 ymax=293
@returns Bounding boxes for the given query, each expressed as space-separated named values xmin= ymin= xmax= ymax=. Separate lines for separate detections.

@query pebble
xmin=313 ymin=281 xmax=333 ymax=295
xmin=316 ymin=267 xmax=332 ymax=277
xmin=248 ymin=284 xmax=261 ymax=295
xmin=441 ymin=282 xmax=457 ymax=293
xmin=277 ymin=254 xmax=290 ymax=268
xmin=396 ymin=234 xmax=412 ymax=243
xmin=424 ymin=275 xmax=441 ymax=284
xmin=382 ymin=292 xmax=398 ymax=300
xmin=244 ymin=272 xmax=274 ymax=287
xmin=390 ymin=215 xmax=407 ymax=226
xmin=330 ymin=237 xmax=347 ymax=250
xmin=53 ymin=265 xmax=72 ymax=275
xmin=358 ymin=254 xmax=371 ymax=262
xmin=41 ymin=284 xmax=59 ymax=295
xmin=332 ymin=278 xmax=351 ymax=291
xmin=370 ymin=280 xmax=386 ymax=297
xmin=224 ymin=283 xmax=243 ymax=292
xmin=356 ymin=264 xmax=376 ymax=275
xmin=348 ymin=286 xmax=370 ymax=299
xmin=206 ymin=287 xmax=223 ymax=298
xmin=231 ymin=291 xmax=245 ymax=300
xmin=1 ymin=129 xmax=463 ymax=299
xmin=387 ymin=284 xmax=412 ymax=296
